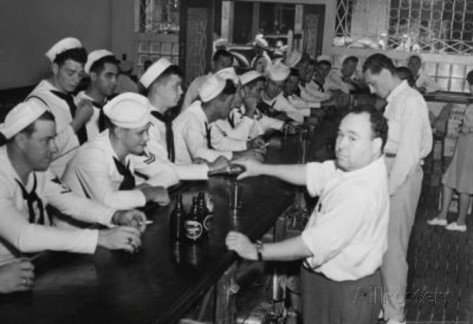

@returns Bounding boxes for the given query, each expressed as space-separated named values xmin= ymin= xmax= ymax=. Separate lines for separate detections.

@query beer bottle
xmin=169 ymin=194 xmax=184 ymax=241
xmin=198 ymin=192 xmax=213 ymax=233
xmin=184 ymin=197 xmax=204 ymax=243
xmin=207 ymin=164 xmax=246 ymax=177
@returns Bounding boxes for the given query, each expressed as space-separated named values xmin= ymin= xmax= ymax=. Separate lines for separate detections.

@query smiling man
xmin=226 ymin=105 xmax=390 ymax=324
xmin=28 ymin=37 xmax=93 ymax=177
xmin=62 ymin=93 xmax=170 ymax=210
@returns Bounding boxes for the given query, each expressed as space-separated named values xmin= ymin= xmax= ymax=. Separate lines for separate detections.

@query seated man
xmin=305 ymin=59 xmax=333 ymax=102
xmin=211 ymin=71 xmax=294 ymax=151
xmin=132 ymin=58 xmax=229 ymax=188
xmin=227 ymin=105 xmax=390 ymax=324
xmin=63 ymin=93 xmax=170 ymax=210
xmin=28 ymin=37 xmax=93 ymax=177
xmin=76 ymin=49 xmax=120 ymax=141
xmin=0 ymin=99 xmax=146 ymax=266
xmin=173 ymin=76 xmax=264 ymax=164
xmin=325 ymin=56 xmax=364 ymax=94
xmin=407 ymin=55 xmax=440 ymax=94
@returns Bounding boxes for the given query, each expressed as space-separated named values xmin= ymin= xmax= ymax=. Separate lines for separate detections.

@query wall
xmin=0 ymin=0 xmax=136 ymax=90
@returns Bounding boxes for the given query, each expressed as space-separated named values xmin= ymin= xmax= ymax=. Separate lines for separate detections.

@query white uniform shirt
xmin=0 ymin=147 xmax=116 ymax=266
xmin=305 ymin=80 xmax=332 ymax=102
xmin=301 ymin=157 xmax=389 ymax=281
xmin=414 ymin=70 xmax=440 ymax=93
xmin=28 ymin=80 xmax=81 ymax=177
xmin=62 ymin=130 xmax=147 ymax=209
xmin=182 ymin=73 xmax=212 ymax=111
xmin=75 ymin=91 xmax=104 ymax=142
xmin=262 ymin=93 xmax=310 ymax=123
xmin=384 ymin=80 xmax=433 ymax=195
xmin=173 ymin=101 xmax=233 ymax=164
xmin=325 ymin=69 xmax=362 ymax=94
xmin=128 ymin=102 xmax=209 ymax=187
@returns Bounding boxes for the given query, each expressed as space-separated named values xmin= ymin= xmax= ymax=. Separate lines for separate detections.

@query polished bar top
xmin=0 ymin=136 xmax=303 ymax=324
xmin=423 ymin=91 xmax=473 ymax=104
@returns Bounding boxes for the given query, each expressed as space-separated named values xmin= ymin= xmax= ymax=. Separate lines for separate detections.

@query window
xmin=138 ymin=0 xmax=180 ymax=34
xmin=334 ymin=0 xmax=473 ymax=54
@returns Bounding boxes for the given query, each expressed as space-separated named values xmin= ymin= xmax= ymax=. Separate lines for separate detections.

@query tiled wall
xmin=135 ymin=33 xmax=179 ymax=77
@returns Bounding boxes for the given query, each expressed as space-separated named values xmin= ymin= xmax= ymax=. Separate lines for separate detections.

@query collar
xmin=338 ymin=156 xmax=386 ymax=181
xmin=189 ymin=100 xmax=209 ymax=123
xmin=0 ymin=146 xmax=35 ymax=189
xmin=386 ymin=80 xmax=409 ymax=104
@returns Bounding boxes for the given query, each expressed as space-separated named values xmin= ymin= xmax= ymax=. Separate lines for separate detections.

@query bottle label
xmin=203 ymin=214 xmax=213 ymax=231
xmin=185 ymin=220 xmax=203 ymax=240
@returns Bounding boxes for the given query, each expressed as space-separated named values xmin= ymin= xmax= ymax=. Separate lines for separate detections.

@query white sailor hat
xmin=0 ymin=100 xmax=48 ymax=140
xmin=316 ymin=55 xmax=332 ymax=63
xmin=240 ymin=71 xmax=263 ymax=86
xmin=199 ymin=75 xmax=226 ymax=103
xmin=84 ymin=49 xmax=116 ymax=74
xmin=267 ymin=63 xmax=290 ymax=82
xmin=215 ymin=67 xmax=238 ymax=84
xmin=45 ymin=37 xmax=83 ymax=63
xmin=287 ymin=50 xmax=302 ymax=68
xmin=103 ymin=93 xmax=150 ymax=129
xmin=255 ymin=34 xmax=269 ymax=48
xmin=139 ymin=58 xmax=172 ymax=89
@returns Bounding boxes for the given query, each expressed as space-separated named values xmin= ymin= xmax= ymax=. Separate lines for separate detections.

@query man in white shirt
xmin=132 ymin=58 xmax=229 ymax=187
xmin=76 ymin=49 xmax=119 ymax=141
xmin=363 ymin=53 xmax=433 ymax=324
xmin=305 ymin=59 xmax=333 ymax=102
xmin=227 ymin=105 xmax=390 ymax=324
xmin=28 ymin=37 xmax=94 ymax=177
xmin=182 ymin=49 xmax=234 ymax=111
xmin=174 ymin=76 xmax=264 ymax=164
xmin=0 ymin=99 xmax=147 ymax=267
xmin=407 ymin=55 xmax=440 ymax=94
xmin=63 ymin=93 xmax=170 ymax=210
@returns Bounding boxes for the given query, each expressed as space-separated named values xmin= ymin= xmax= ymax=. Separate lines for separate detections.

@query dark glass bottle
xmin=198 ymin=192 xmax=213 ymax=233
xmin=207 ymin=164 xmax=246 ymax=177
xmin=184 ymin=197 xmax=204 ymax=243
xmin=169 ymin=194 xmax=184 ymax=241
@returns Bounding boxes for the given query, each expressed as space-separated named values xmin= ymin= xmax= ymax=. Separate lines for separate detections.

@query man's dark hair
xmin=408 ymin=55 xmax=422 ymax=63
xmin=90 ymin=55 xmax=120 ymax=75
xmin=395 ymin=66 xmax=415 ymax=87
xmin=213 ymin=49 xmax=233 ymax=63
xmin=362 ymin=53 xmax=396 ymax=74
xmin=54 ymin=47 xmax=88 ymax=66
xmin=317 ymin=60 xmax=332 ymax=69
xmin=220 ymin=79 xmax=237 ymax=96
xmin=467 ymin=70 xmax=473 ymax=85
xmin=343 ymin=56 xmax=359 ymax=65
xmin=349 ymin=105 xmax=389 ymax=151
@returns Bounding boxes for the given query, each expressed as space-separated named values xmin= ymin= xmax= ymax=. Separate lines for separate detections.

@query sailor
xmin=62 ymin=93 xmax=170 ymax=210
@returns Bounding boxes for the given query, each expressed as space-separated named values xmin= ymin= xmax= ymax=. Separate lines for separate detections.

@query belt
xmin=385 ymin=152 xmax=396 ymax=158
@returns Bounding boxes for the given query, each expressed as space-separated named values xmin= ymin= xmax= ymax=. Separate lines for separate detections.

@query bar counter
xmin=0 ymin=136 xmax=304 ymax=324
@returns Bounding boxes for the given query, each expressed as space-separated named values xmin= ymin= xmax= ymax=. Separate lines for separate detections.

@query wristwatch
xmin=255 ymin=240 xmax=264 ymax=261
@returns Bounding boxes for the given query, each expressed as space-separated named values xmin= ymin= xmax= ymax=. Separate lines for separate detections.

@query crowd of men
xmin=0 ymin=36 xmax=439 ymax=324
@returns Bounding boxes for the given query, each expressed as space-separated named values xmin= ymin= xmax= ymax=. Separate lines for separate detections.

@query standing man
xmin=407 ymin=55 xmax=440 ymax=94
xmin=76 ymin=49 xmax=119 ymax=141
xmin=62 ymin=93 xmax=170 ymax=210
xmin=28 ymin=37 xmax=93 ymax=177
xmin=227 ymin=105 xmax=390 ymax=324
xmin=173 ymin=76 xmax=264 ymax=164
xmin=182 ymin=49 xmax=234 ymax=110
xmin=134 ymin=58 xmax=229 ymax=187
xmin=363 ymin=53 xmax=432 ymax=324
xmin=0 ymin=99 xmax=147 ymax=266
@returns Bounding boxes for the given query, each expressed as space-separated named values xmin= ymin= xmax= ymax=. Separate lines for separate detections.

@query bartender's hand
xmin=70 ymin=98 xmax=94 ymax=132
xmin=232 ymin=159 xmax=264 ymax=180
xmin=112 ymin=209 xmax=147 ymax=232
xmin=0 ymin=259 xmax=35 ymax=293
xmin=140 ymin=186 xmax=170 ymax=206
xmin=98 ymin=227 xmax=142 ymax=253
xmin=226 ymin=231 xmax=257 ymax=261
xmin=208 ymin=156 xmax=230 ymax=172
